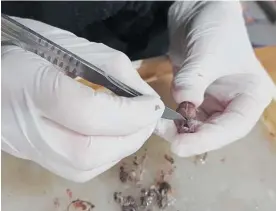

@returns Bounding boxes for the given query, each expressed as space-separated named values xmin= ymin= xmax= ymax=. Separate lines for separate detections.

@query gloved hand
xmin=1 ymin=17 xmax=164 ymax=182
xmin=155 ymin=1 xmax=274 ymax=157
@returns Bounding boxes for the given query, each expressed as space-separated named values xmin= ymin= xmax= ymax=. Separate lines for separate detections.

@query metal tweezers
xmin=1 ymin=14 xmax=185 ymax=121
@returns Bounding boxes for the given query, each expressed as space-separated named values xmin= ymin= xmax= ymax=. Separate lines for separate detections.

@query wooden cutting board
xmin=255 ymin=46 xmax=276 ymax=142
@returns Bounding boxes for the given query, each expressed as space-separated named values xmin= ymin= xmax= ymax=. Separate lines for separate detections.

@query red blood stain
xmin=66 ymin=188 xmax=73 ymax=199
xmin=73 ymin=200 xmax=87 ymax=210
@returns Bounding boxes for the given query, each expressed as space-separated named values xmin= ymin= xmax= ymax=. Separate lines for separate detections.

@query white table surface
xmin=2 ymin=75 xmax=276 ymax=211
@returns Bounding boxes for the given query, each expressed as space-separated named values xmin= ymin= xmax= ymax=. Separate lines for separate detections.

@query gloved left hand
xmin=155 ymin=1 xmax=274 ymax=157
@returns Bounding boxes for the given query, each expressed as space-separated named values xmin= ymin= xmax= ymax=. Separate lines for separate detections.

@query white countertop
xmin=2 ymin=122 xmax=276 ymax=211
xmin=2 ymin=74 xmax=276 ymax=211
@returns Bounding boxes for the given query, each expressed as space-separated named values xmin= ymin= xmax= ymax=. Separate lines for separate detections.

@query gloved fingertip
xmin=172 ymin=86 xmax=204 ymax=108
xmin=172 ymin=70 xmax=212 ymax=107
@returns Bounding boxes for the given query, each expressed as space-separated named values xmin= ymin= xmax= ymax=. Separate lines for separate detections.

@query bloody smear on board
xmin=70 ymin=200 xmax=95 ymax=211
xmin=66 ymin=188 xmax=73 ymax=199
xmin=73 ymin=200 xmax=87 ymax=210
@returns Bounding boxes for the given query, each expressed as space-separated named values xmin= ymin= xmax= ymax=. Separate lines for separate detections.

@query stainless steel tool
xmin=1 ymin=14 xmax=185 ymax=121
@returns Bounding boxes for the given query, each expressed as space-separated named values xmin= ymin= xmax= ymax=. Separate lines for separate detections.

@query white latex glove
xmin=1 ymin=17 xmax=165 ymax=182
xmin=155 ymin=1 xmax=274 ymax=157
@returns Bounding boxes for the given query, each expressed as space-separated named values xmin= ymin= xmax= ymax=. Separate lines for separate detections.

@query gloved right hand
xmin=1 ymin=17 xmax=164 ymax=183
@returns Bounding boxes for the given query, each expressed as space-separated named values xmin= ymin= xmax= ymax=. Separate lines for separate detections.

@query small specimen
xmin=133 ymin=156 xmax=139 ymax=166
xmin=114 ymin=182 xmax=175 ymax=211
xmin=156 ymin=182 xmax=173 ymax=209
xmin=220 ymin=158 xmax=226 ymax=163
xmin=119 ymin=166 xmax=129 ymax=183
xmin=118 ymin=152 xmax=147 ymax=185
xmin=164 ymin=154 xmax=174 ymax=164
xmin=113 ymin=192 xmax=124 ymax=205
xmin=174 ymin=101 xmax=200 ymax=133
xmin=115 ymin=150 xmax=176 ymax=210
xmin=140 ymin=186 xmax=158 ymax=209
xmin=177 ymin=101 xmax=197 ymax=119
xmin=114 ymin=192 xmax=138 ymax=211
xmin=141 ymin=182 xmax=175 ymax=210
xmin=194 ymin=152 xmax=208 ymax=165
xmin=67 ymin=199 xmax=95 ymax=211
xmin=158 ymin=182 xmax=171 ymax=195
